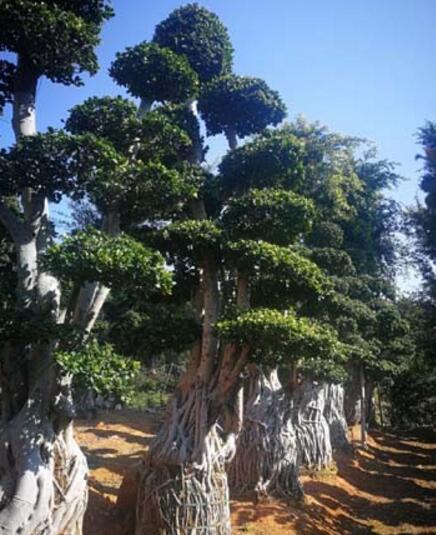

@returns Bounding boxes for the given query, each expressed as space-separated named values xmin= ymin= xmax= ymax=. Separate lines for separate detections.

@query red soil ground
xmin=76 ymin=410 xmax=436 ymax=535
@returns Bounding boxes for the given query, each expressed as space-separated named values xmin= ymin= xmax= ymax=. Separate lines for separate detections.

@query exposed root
xmin=0 ymin=398 xmax=87 ymax=535
xmin=135 ymin=385 xmax=232 ymax=535
xmin=228 ymin=369 xmax=303 ymax=501
xmin=294 ymin=380 xmax=333 ymax=471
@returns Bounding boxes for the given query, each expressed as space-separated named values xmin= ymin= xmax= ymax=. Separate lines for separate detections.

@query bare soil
xmin=76 ymin=410 xmax=436 ymax=535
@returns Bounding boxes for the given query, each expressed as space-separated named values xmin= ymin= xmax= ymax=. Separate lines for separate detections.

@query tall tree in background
xmin=392 ymin=122 xmax=436 ymax=428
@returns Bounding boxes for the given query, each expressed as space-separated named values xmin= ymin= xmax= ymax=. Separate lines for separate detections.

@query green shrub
xmin=56 ymin=339 xmax=140 ymax=404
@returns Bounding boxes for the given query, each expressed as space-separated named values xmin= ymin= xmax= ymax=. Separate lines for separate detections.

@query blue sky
xmin=1 ymin=0 xmax=435 ymax=289
xmin=2 ymin=0 xmax=435 ymax=205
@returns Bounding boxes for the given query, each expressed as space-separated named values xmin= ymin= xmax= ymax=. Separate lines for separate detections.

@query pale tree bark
xmin=323 ymin=383 xmax=349 ymax=449
xmin=344 ymin=361 xmax=362 ymax=426
xmin=0 ymin=58 xmax=87 ymax=535
xmin=360 ymin=365 xmax=367 ymax=447
xmin=228 ymin=367 xmax=303 ymax=501
xmin=229 ymin=370 xmax=348 ymax=499
xmin=293 ymin=380 xmax=334 ymax=470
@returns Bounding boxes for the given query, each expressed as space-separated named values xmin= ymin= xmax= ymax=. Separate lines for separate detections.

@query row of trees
xmin=0 ymin=2 xmax=432 ymax=535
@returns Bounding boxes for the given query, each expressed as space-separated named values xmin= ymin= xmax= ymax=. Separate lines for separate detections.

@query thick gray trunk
xmin=323 ymin=383 xmax=349 ymax=449
xmin=294 ymin=380 xmax=334 ymax=470
xmin=344 ymin=362 xmax=362 ymax=426
xmin=0 ymin=373 xmax=88 ymax=535
xmin=136 ymin=380 xmax=232 ymax=535
xmin=228 ymin=368 xmax=303 ymax=500
xmin=0 ymin=60 xmax=86 ymax=535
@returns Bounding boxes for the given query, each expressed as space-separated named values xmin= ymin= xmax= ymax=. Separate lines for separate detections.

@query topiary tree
xmin=152 ymin=3 xmax=234 ymax=84
xmin=0 ymin=3 xmax=113 ymax=532
xmin=115 ymin=8 xmax=348 ymax=531
xmin=227 ymin=121 xmax=362 ymax=495
xmin=0 ymin=2 xmax=202 ymax=532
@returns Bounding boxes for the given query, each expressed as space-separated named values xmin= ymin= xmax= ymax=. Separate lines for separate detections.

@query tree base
xmin=136 ymin=461 xmax=231 ymax=535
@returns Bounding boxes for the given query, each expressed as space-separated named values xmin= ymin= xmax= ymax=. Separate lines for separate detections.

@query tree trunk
xmin=228 ymin=368 xmax=303 ymax=501
xmin=0 ymin=363 xmax=88 ymax=535
xmin=135 ymin=377 xmax=232 ymax=535
xmin=0 ymin=58 xmax=88 ymax=534
xmin=344 ymin=362 xmax=362 ymax=426
xmin=323 ymin=383 xmax=349 ymax=449
xmin=360 ymin=365 xmax=367 ymax=447
xmin=293 ymin=380 xmax=334 ymax=470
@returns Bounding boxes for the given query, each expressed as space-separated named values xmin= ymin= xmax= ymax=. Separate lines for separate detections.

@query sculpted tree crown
xmin=110 ymin=42 xmax=199 ymax=103
xmin=153 ymin=3 xmax=234 ymax=83
xmin=198 ymin=75 xmax=287 ymax=138
xmin=0 ymin=0 xmax=113 ymax=85
xmin=218 ymin=128 xmax=306 ymax=196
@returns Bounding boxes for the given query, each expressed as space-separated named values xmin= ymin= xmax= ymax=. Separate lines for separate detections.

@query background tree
xmin=389 ymin=122 xmax=436 ymax=429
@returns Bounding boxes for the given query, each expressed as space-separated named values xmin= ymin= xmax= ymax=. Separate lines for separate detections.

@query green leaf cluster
xmin=217 ymin=308 xmax=348 ymax=379
xmin=198 ymin=75 xmax=286 ymax=138
xmin=218 ymin=128 xmax=306 ymax=196
xmin=44 ymin=228 xmax=172 ymax=295
xmin=110 ymin=42 xmax=199 ymax=103
xmin=153 ymin=3 xmax=234 ymax=83
xmin=0 ymin=0 xmax=113 ymax=85
xmin=222 ymin=188 xmax=315 ymax=245
xmin=56 ymin=339 xmax=140 ymax=403
xmin=226 ymin=240 xmax=332 ymax=299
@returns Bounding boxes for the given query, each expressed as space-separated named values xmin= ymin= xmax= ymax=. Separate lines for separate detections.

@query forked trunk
xmin=293 ymin=380 xmax=334 ymax=470
xmin=228 ymin=368 xmax=302 ymax=501
xmin=135 ymin=379 xmax=232 ymax=535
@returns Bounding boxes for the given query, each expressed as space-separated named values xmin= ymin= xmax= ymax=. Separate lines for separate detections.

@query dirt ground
xmin=76 ymin=409 xmax=436 ymax=535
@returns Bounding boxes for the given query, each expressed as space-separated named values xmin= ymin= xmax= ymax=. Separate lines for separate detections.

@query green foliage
xmin=0 ymin=60 xmax=15 ymax=113
xmin=156 ymin=104 xmax=205 ymax=161
xmin=226 ymin=240 xmax=332 ymax=299
xmin=128 ymin=366 xmax=179 ymax=410
xmin=156 ymin=220 xmax=223 ymax=260
xmin=153 ymin=3 xmax=233 ymax=83
xmin=66 ymin=96 xmax=192 ymax=164
xmin=308 ymin=248 xmax=357 ymax=277
xmin=217 ymin=308 xmax=347 ymax=379
xmin=198 ymin=75 xmax=286 ymax=138
xmin=44 ymin=228 xmax=172 ymax=295
xmin=107 ymin=304 xmax=200 ymax=362
xmin=65 ymin=95 xmax=140 ymax=152
xmin=63 ymin=96 xmax=198 ymax=219
xmin=0 ymin=0 xmax=113 ymax=85
xmin=218 ymin=128 xmax=306 ymax=196
xmin=307 ymin=221 xmax=345 ymax=249
xmin=222 ymin=189 xmax=315 ymax=245
xmin=110 ymin=42 xmax=199 ymax=103
xmin=0 ymin=130 xmax=81 ymax=202
xmin=56 ymin=339 xmax=140 ymax=403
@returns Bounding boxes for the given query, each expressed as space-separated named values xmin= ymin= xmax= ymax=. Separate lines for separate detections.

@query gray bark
xmin=293 ymin=380 xmax=334 ymax=470
xmin=228 ymin=368 xmax=303 ymax=500
xmin=323 ymin=383 xmax=349 ymax=449
xmin=0 ymin=61 xmax=86 ymax=535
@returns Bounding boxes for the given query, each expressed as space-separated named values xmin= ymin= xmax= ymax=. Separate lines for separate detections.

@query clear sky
xmin=2 ymin=0 xmax=435 ymax=204
xmin=1 ymin=0 xmax=435 ymax=288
